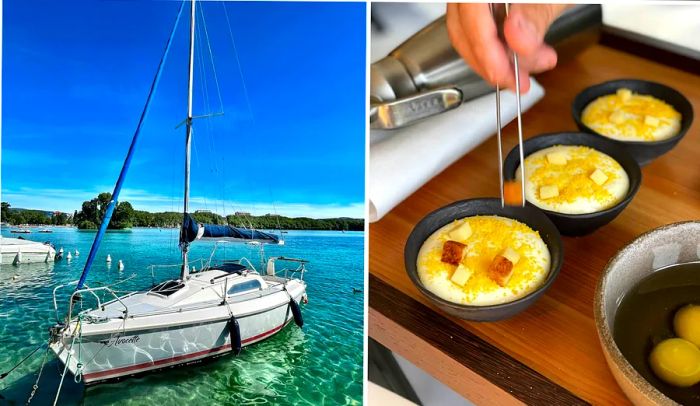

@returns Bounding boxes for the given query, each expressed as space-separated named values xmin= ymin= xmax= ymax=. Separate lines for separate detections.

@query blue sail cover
xmin=202 ymin=225 xmax=280 ymax=242
xmin=180 ymin=213 xmax=279 ymax=244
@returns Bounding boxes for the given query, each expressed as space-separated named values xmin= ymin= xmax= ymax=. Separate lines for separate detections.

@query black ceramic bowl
xmin=404 ymin=198 xmax=563 ymax=322
xmin=572 ymin=79 xmax=693 ymax=166
xmin=503 ymin=132 xmax=642 ymax=236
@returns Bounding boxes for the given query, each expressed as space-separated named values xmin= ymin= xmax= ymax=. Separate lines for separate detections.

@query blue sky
xmin=2 ymin=1 xmax=366 ymax=218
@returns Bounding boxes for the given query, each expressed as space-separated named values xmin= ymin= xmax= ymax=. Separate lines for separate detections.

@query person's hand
xmin=447 ymin=3 xmax=570 ymax=93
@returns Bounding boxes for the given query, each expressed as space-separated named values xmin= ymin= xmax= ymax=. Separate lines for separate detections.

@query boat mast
xmin=74 ymin=2 xmax=186 ymax=291
xmin=181 ymin=0 xmax=196 ymax=281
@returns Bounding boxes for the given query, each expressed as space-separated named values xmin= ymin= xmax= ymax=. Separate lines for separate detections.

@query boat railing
xmin=266 ymin=257 xmax=308 ymax=282
xmin=203 ymin=240 xmax=259 ymax=272
xmin=237 ymin=257 xmax=257 ymax=272
xmin=148 ymin=258 xmax=206 ymax=283
xmin=52 ymin=281 xmax=131 ymax=324
xmin=283 ymin=264 xmax=307 ymax=281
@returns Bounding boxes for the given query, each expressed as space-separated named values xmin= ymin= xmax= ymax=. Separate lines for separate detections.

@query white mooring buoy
xmin=67 ymin=252 xmax=72 ymax=261
xmin=106 ymin=254 xmax=112 ymax=263
xmin=75 ymin=249 xmax=80 ymax=256
xmin=118 ymin=260 xmax=124 ymax=270
xmin=59 ymin=247 xmax=64 ymax=254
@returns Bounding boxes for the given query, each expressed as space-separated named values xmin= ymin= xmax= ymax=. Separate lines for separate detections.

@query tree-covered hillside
xmin=1 ymin=195 xmax=363 ymax=231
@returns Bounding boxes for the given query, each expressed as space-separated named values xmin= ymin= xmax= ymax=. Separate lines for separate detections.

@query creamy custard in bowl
xmin=417 ymin=215 xmax=550 ymax=306
xmin=516 ymin=145 xmax=629 ymax=215
xmin=582 ymin=88 xmax=681 ymax=142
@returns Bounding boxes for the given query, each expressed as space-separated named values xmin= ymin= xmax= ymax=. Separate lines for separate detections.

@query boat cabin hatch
xmin=149 ymin=280 xmax=186 ymax=297
xmin=217 ymin=261 xmax=247 ymax=274
xmin=227 ymin=279 xmax=262 ymax=296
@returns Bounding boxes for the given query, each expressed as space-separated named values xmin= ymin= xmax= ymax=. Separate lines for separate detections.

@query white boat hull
xmin=0 ymin=237 xmax=55 ymax=265
xmin=50 ymin=270 xmax=306 ymax=384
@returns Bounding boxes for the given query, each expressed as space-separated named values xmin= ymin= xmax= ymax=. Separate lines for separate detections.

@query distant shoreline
xmin=2 ymin=202 xmax=365 ymax=231
xmin=1 ymin=224 xmax=365 ymax=232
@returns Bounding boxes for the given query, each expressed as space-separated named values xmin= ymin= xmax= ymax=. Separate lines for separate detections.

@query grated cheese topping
xmin=517 ymin=145 xmax=629 ymax=215
xmin=417 ymin=215 xmax=550 ymax=306
xmin=581 ymin=88 xmax=681 ymax=142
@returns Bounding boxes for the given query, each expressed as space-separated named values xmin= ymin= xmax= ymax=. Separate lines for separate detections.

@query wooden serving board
xmin=369 ymin=43 xmax=700 ymax=405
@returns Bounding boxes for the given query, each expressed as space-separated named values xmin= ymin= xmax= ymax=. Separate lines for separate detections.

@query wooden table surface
xmin=369 ymin=43 xmax=700 ymax=405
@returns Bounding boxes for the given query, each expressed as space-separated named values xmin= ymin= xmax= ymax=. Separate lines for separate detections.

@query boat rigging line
xmin=0 ymin=343 xmax=45 ymax=380
xmin=222 ymin=2 xmax=255 ymax=123
xmin=53 ymin=322 xmax=81 ymax=406
xmin=198 ymin=4 xmax=224 ymax=116
xmin=75 ymin=0 xmax=186 ymax=291
xmin=25 ymin=346 xmax=50 ymax=404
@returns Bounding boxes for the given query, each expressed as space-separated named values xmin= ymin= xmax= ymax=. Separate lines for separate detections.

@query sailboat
xmin=48 ymin=0 xmax=308 ymax=385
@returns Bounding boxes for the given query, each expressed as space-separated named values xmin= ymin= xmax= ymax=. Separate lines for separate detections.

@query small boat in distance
xmin=39 ymin=228 xmax=53 ymax=233
xmin=10 ymin=229 xmax=31 ymax=234
xmin=49 ymin=0 xmax=308 ymax=386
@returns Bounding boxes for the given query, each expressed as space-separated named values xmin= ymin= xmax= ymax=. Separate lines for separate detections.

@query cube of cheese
xmin=546 ymin=151 xmax=568 ymax=165
xmin=539 ymin=185 xmax=559 ymax=200
xmin=451 ymin=264 xmax=473 ymax=287
xmin=644 ymin=115 xmax=660 ymax=127
xmin=590 ymin=169 xmax=608 ymax=186
xmin=441 ymin=240 xmax=466 ymax=266
xmin=500 ymin=246 xmax=521 ymax=265
xmin=617 ymin=88 xmax=632 ymax=102
xmin=488 ymin=255 xmax=514 ymax=287
xmin=448 ymin=222 xmax=472 ymax=242
xmin=610 ymin=111 xmax=626 ymax=124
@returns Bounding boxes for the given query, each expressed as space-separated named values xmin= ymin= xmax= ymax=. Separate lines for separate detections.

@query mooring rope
xmin=52 ymin=320 xmax=81 ymax=406
xmin=26 ymin=345 xmax=50 ymax=405
xmin=0 ymin=343 xmax=44 ymax=380
xmin=75 ymin=317 xmax=84 ymax=383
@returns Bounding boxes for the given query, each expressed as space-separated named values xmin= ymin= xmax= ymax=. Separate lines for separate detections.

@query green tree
xmin=5 ymin=196 xmax=365 ymax=231
xmin=11 ymin=212 xmax=26 ymax=225
xmin=75 ymin=198 xmax=98 ymax=225
xmin=77 ymin=220 xmax=98 ymax=230
xmin=1 ymin=202 xmax=10 ymax=222
xmin=97 ymin=192 xmax=112 ymax=220
xmin=52 ymin=212 xmax=69 ymax=225
xmin=112 ymin=201 xmax=134 ymax=229
xmin=75 ymin=192 xmax=133 ymax=230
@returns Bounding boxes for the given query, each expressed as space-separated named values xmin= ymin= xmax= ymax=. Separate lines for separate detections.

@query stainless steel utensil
xmin=492 ymin=3 xmax=525 ymax=207
xmin=370 ymin=4 xmax=602 ymax=130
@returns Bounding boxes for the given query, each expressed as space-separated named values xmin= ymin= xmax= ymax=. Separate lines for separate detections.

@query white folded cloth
xmin=369 ymin=80 xmax=545 ymax=222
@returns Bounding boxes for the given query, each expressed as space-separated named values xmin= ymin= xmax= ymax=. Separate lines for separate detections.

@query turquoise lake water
xmin=0 ymin=227 xmax=364 ymax=405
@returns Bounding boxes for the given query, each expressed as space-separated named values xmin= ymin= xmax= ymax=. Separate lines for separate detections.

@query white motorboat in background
xmin=0 ymin=236 xmax=56 ymax=265
xmin=10 ymin=229 xmax=31 ymax=234
xmin=49 ymin=0 xmax=308 ymax=387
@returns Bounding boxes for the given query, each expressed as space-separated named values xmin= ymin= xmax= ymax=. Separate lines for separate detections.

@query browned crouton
xmin=488 ymin=255 xmax=514 ymax=287
xmin=441 ymin=240 xmax=466 ymax=266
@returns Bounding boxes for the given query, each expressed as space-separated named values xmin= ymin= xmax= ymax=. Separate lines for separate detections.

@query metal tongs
xmin=491 ymin=3 xmax=526 ymax=208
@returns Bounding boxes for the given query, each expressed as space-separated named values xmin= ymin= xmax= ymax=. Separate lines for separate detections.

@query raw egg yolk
xmin=649 ymin=338 xmax=700 ymax=387
xmin=674 ymin=305 xmax=700 ymax=347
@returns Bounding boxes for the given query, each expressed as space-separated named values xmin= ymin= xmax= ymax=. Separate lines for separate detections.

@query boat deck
xmin=88 ymin=269 xmax=292 ymax=320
